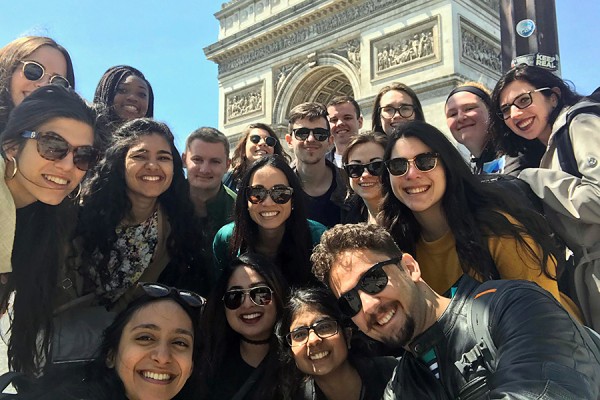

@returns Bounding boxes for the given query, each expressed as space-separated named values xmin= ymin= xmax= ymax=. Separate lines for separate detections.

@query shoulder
xmin=214 ymin=222 xmax=235 ymax=240
xmin=307 ymin=220 xmax=327 ymax=241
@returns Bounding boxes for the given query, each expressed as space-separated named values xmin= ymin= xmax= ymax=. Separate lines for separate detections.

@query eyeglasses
xmin=344 ymin=161 xmax=384 ymax=178
xmin=379 ymin=105 xmax=415 ymax=119
xmin=497 ymin=87 xmax=551 ymax=120
xmin=385 ymin=152 xmax=439 ymax=177
xmin=286 ymin=319 xmax=339 ymax=346
xmin=338 ymin=258 xmax=400 ymax=317
xmin=19 ymin=61 xmax=70 ymax=88
xmin=21 ymin=131 xmax=99 ymax=171
xmin=222 ymin=286 xmax=273 ymax=310
xmin=292 ymin=127 xmax=330 ymax=142
xmin=246 ymin=184 xmax=294 ymax=204
xmin=139 ymin=282 xmax=207 ymax=309
xmin=249 ymin=134 xmax=277 ymax=147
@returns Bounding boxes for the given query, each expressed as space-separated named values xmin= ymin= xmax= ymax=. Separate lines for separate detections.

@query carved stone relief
xmin=476 ymin=0 xmax=500 ymax=11
xmin=225 ymin=82 xmax=264 ymax=123
xmin=460 ymin=18 xmax=501 ymax=74
xmin=331 ymin=39 xmax=361 ymax=70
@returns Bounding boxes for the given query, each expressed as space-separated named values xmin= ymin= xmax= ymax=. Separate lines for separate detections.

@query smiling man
xmin=326 ymin=96 xmax=363 ymax=168
xmin=311 ymin=223 xmax=600 ymax=399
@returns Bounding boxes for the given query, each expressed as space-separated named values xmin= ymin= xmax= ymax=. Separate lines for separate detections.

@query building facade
xmin=204 ymin=0 xmax=502 ymax=142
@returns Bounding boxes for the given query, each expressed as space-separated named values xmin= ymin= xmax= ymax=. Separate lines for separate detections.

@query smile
xmin=254 ymin=149 xmax=267 ymax=156
xmin=124 ymin=105 xmax=140 ymax=113
xmin=43 ymin=174 xmax=69 ymax=185
xmin=241 ymin=312 xmax=262 ymax=320
xmin=309 ymin=351 xmax=330 ymax=360
xmin=141 ymin=175 xmax=162 ymax=181
xmin=404 ymin=186 xmax=429 ymax=194
xmin=359 ymin=181 xmax=377 ymax=187
xmin=515 ymin=117 xmax=534 ymax=130
xmin=141 ymin=371 xmax=174 ymax=382
xmin=377 ymin=308 xmax=395 ymax=326
xmin=260 ymin=211 xmax=279 ymax=217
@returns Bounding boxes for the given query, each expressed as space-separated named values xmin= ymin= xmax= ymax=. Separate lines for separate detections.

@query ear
xmin=106 ymin=352 xmax=115 ymax=369
xmin=285 ymin=133 xmax=293 ymax=148
xmin=358 ymin=116 xmax=364 ymax=129
xmin=181 ymin=151 xmax=187 ymax=167
xmin=401 ymin=253 xmax=421 ymax=282
xmin=2 ymin=141 xmax=18 ymax=159
xmin=343 ymin=327 xmax=353 ymax=349
xmin=550 ymin=87 xmax=561 ymax=106
xmin=226 ymin=158 xmax=232 ymax=169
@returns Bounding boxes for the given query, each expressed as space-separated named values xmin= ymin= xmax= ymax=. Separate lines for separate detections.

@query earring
xmin=6 ymin=156 xmax=17 ymax=179
xmin=68 ymin=183 xmax=82 ymax=199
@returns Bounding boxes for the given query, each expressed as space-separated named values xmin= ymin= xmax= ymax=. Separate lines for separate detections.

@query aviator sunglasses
xmin=138 ymin=282 xmax=207 ymax=309
xmin=19 ymin=60 xmax=70 ymax=88
xmin=338 ymin=257 xmax=399 ymax=317
xmin=385 ymin=152 xmax=439 ymax=177
xmin=21 ymin=131 xmax=99 ymax=171
xmin=246 ymin=184 xmax=294 ymax=204
xmin=286 ymin=319 xmax=339 ymax=346
xmin=344 ymin=161 xmax=384 ymax=178
xmin=223 ymin=286 xmax=273 ymax=310
xmin=249 ymin=134 xmax=277 ymax=147
xmin=292 ymin=127 xmax=330 ymax=142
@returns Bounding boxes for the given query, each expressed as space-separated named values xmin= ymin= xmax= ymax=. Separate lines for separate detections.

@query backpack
xmin=554 ymin=86 xmax=600 ymax=178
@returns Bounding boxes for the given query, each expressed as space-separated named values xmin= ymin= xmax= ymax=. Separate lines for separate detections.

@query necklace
xmin=240 ymin=336 xmax=271 ymax=345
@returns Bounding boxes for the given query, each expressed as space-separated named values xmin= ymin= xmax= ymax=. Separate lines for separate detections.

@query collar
xmin=0 ymin=158 xmax=17 ymax=273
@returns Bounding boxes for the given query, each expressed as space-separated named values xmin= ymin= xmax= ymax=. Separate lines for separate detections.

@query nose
xmin=53 ymin=152 xmax=76 ymax=171
xmin=145 ymin=160 xmax=159 ymax=170
xmin=151 ymin=342 xmax=173 ymax=365
xmin=305 ymin=131 xmax=318 ymax=142
xmin=403 ymin=160 xmax=420 ymax=179
xmin=358 ymin=290 xmax=380 ymax=314
xmin=509 ymin=104 xmax=523 ymax=119
xmin=306 ymin=329 xmax=322 ymax=346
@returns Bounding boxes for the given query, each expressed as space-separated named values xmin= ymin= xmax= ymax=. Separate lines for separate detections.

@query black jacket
xmin=382 ymin=277 xmax=600 ymax=399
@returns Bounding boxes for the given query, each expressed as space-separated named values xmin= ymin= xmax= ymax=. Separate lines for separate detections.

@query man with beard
xmin=311 ymin=223 xmax=600 ymax=399
xmin=286 ymin=102 xmax=347 ymax=227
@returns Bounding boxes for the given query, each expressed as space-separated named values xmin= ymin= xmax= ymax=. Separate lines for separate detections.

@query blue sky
xmin=1 ymin=1 xmax=598 ymax=150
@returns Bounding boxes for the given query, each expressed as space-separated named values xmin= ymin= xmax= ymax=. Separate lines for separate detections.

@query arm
xmin=519 ymin=113 xmax=600 ymax=222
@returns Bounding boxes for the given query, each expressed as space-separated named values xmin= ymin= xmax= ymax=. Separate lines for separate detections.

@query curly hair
xmin=76 ymin=118 xmax=211 ymax=296
xmin=371 ymin=82 xmax=425 ymax=134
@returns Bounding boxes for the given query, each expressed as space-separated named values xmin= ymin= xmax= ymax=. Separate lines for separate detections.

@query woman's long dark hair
xmin=198 ymin=253 xmax=289 ymax=400
xmin=379 ymin=120 xmax=559 ymax=281
xmin=229 ymin=155 xmax=315 ymax=287
xmin=489 ymin=64 xmax=582 ymax=156
xmin=0 ymin=86 xmax=100 ymax=377
xmin=75 ymin=118 xmax=211 ymax=296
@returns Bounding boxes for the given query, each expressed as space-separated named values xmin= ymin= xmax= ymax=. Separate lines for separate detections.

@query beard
xmin=380 ymin=313 xmax=416 ymax=348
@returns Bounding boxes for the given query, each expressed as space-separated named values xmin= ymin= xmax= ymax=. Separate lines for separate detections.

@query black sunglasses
xmin=249 ymin=134 xmax=277 ymax=147
xmin=20 ymin=60 xmax=70 ymax=88
xmin=222 ymin=286 xmax=273 ymax=310
xmin=21 ymin=131 xmax=99 ymax=171
xmin=338 ymin=258 xmax=400 ymax=317
xmin=286 ymin=319 xmax=339 ymax=346
xmin=139 ymin=282 xmax=207 ymax=309
xmin=385 ymin=152 xmax=439 ymax=177
xmin=292 ymin=127 xmax=330 ymax=142
xmin=246 ymin=184 xmax=294 ymax=204
xmin=344 ymin=161 xmax=384 ymax=178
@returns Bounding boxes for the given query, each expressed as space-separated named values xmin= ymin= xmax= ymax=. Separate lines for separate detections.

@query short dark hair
xmin=185 ymin=126 xmax=230 ymax=156
xmin=326 ymin=96 xmax=361 ymax=119
xmin=311 ymin=223 xmax=403 ymax=285
xmin=371 ymin=83 xmax=425 ymax=134
xmin=288 ymin=102 xmax=330 ymax=133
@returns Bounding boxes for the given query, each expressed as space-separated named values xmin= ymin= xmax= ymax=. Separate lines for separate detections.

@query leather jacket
xmin=382 ymin=276 xmax=600 ymax=399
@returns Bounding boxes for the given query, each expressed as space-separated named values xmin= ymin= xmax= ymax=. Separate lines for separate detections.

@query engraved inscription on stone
xmin=225 ymin=82 xmax=264 ymax=122
xmin=460 ymin=18 xmax=501 ymax=74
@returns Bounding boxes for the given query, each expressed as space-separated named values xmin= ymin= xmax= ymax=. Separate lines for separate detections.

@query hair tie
xmin=446 ymin=86 xmax=491 ymax=108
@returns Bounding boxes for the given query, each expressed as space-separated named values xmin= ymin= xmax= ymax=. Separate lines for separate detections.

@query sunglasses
xmin=344 ymin=161 xmax=384 ymax=178
xmin=246 ymin=184 xmax=294 ymax=204
xmin=385 ymin=152 xmax=439 ymax=177
xmin=379 ymin=104 xmax=415 ymax=119
xmin=20 ymin=60 xmax=70 ymax=88
xmin=286 ymin=319 xmax=339 ymax=346
xmin=497 ymin=87 xmax=551 ymax=120
xmin=222 ymin=285 xmax=273 ymax=310
xmin=249 ymin=134 xmax=277 ymax=147
xmin=21 ymin=131 xmax=99 ymax=171
xmin=338 ymin=258 xmax=399 ymax=317
xmin=139 ymin=282 xmax=207 ymax=309
xmin=292 ymin=127 xmax=330 ymax=142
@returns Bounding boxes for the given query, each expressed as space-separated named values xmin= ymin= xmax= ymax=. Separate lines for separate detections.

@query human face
xmin=346 ymin=142 xmax=384 ymax=204
xmin=445 ymin=91 xmax=490 ymax=156
xmin=113 ymin=300 xmax=194 ymax=400
xmin=289 ymin=307 xmax=349 ymax=377
xmin=389 ymin=137 xmax=446 ymax=217
xmin=225 ymin=266 xmax=277 ymax=342
xmin=125 ymin=134 xmax=174 ymax=203
xmin=245 ymin=128 xmax=276 ymax=163
xmin=183 ymin=139 xmax=229 ymax=193
xmin=379 ymin=90 xmax=415 ymax=135
xmin=499 ymin=80 xmax=558 ymax=145
xmin=112 ymin=75 xmax=150 ymax=121
xmin=327 ymin=102 xmax=363 ymax=150
xmin=286 ymin=117 xmax=333 ymax=165
xmin=247 ymin=165 xmax=292 ymax=232
xmin=5 ymin=117 xmax=93 ymax=208
xmin=329 ymin=249 xmax=420 ymax=347
xmin=10 ymin=45 xmax=68 ymax=106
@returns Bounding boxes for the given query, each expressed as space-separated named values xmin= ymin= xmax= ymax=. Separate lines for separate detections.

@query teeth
xmin=255 ymin=150 xmax=266 ymax=155
xmin=44 ymin=175 xmax=68 ymax=185
xmin=260 ymin=211 xmax=278 ymax=217
xmin=143 ymin=371 xmax=171 ymax=381
xmin=242 ymin=313 xmax=261 ymax=319
xmin=359 ymin=182 xmax=375 ymax=187
xmin=142 ymin=176 xmax=161 ymax=181
xmin=309 ymin=351 xmax=329 ymax=360
xmin=516 ymin=117 xmax=534 ymax=130
xmin=377 ymin=309 xmax=395 ymax=325
xmin=124 ymin=105 xmax=139 ymax=112
xmin=405 ymin=186 xmax=428 ymax=194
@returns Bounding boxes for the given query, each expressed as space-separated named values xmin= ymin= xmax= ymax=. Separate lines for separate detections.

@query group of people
xmin=0 ymin=34 xmax=599 ymax=400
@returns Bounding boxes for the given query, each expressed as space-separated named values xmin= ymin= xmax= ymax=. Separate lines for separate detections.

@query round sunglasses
xmin=344 ymin=161 xmax=384 ymax=178
xmin=246 ymin=184 xmax=293 ymax=204
xmin=249 ymin=134 xmax=277 ymax=147
xmin=286 ymin=319 xmax=339 ymax=346
xmin=385 ymin=152 xmax=439 ymax=177
xmin=21 ymin=131 xmax=99 ymax=171
xmin=222 ymin=286 xmax=273 ymax=310
xmin=138 ymin=282 xmax=207 ymax=309
xmin=292 ymin=127 xmax=330 ymax=142
xmin=338 ymin=258 xmax=399 ymax=317
xmin=19 ymin=60 xmax=70 ymax=88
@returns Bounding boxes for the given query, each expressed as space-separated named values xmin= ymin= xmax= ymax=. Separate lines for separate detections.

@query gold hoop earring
xmin=68 ymin=183 xmax=82 ymax=199
xmin=6 ymin=156 xmax=17 ymax=179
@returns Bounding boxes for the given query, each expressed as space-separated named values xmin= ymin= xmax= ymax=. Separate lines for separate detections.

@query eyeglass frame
xmin=379 ymin=104 xmax=415 ymax=119
xmin=285 ymin=319 xmax=340 ymax=346
xmin=344 ymin=160 xmax=384 ymax=178
xmin=497 ymin=87 xmax=552 ymax=120
xmin=19 ymin=60 xmax=71 ymax=88
xmin=249 ymin=134 xmax=277 ymax=147
xmin=222 ymin=285 xmax=274 ymax=309
xmin=292 ymin=127 xmax=331 ymax=142
xmin=138 ymin=282 xmax=207 ymax=309
xmin=21 ymin=130 xmax=99 ymax=171
xmin=385 ymin=152 xmax=440 ymax=177
xmin=246 ymin=184 xmax=294 ymax=204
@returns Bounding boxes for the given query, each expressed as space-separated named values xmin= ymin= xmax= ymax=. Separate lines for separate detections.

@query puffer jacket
xmin=382 ymin=276 xmax=600 ymax=399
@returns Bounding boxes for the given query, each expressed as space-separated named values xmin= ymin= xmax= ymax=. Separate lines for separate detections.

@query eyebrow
xmin=227 ymin=281 xmax=268 ymax=290
xmin=131 ymin=324 xmax=194 ymax=337
xmin=349 ymin=157 xmax=383 ymax=163
xmin=129 ymin=148 xmax=172 ymax=156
